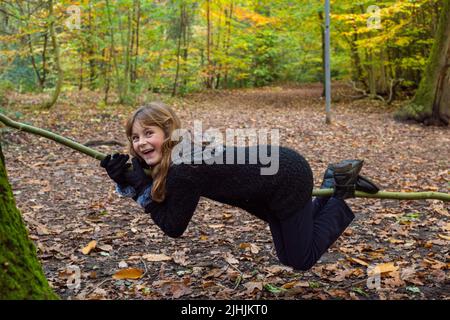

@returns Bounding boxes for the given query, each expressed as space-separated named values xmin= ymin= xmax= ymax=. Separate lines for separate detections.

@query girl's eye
xmin=132 ymin=136 xmax=139 ymax=142
xmin=146 ymin=131 xmax=153 ymax=136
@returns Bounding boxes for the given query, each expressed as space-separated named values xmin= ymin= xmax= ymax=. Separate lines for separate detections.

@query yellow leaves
xmin=81 ymin=240 xmax=97 ymax=255
xmin=112 ymin=268 xmax=144 ymax=280
xmin=348 ymin=257 xmax=369 ymax=267
xmin=233 ymin=6 xmax=277 ymax=26
xmin=348 ymin=258 xmax=401 ymax=278
xmin=369 ymin=262 xmax=399 ymax=275
xmin=394 ymin=37 xmax=411 ymax=47
xmin=281 ymin=280 xmax=309 ymax=289
xmin=437 ymin=234 xmax=450 ymax=241
xmin=80 ymin=241 xmax=113 ymax=255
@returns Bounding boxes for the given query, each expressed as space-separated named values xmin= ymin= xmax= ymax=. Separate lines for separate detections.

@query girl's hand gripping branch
xmin=100 ymin=153 xmax=130 ymax=187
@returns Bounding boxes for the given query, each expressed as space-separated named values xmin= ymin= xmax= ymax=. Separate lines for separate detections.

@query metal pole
xmin=325 ymin=0 xmax=332 ymax=124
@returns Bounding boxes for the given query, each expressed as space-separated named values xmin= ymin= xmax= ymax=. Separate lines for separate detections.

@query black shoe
xmin=355 ymin=175 xmax=379 ymax=194
xmin=333 ymin=160 xmax=364 ymax=199
xmin=320 ymin=161 xmax=379 ymax=194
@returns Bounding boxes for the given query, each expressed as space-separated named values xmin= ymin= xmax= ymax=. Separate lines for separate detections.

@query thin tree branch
xmin=0 ymin=113 xmax=448 ymax=202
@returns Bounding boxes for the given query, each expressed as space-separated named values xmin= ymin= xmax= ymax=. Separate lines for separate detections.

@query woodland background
xmin=0 ymin=0 xmax=449 ymax=300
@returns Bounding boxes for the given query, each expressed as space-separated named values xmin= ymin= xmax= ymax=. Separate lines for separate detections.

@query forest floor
xmin=2 ymin=83 xmax=449 ymax=300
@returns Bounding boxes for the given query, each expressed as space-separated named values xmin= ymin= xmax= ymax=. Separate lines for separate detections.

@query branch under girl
xmin=101 ymin=102 xmax=379 ymax=271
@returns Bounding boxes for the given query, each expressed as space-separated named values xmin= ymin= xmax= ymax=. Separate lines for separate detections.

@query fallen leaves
xmin=172 ymin=250 xmax=189 ymax=266
xmin=422 ymin=258 xmax=448 ymax=270
xmin=7 ymin=87 xmax=449 ymax=300
xmin=224 ymin=252 xmax=239 ymax=265
xmin=97 ymin=244 xmax=113 ymax=252
xmin=368 ymin=262 xmax=399 ymax=275
xmin=264 ymin=265 xmax=292 ymax=275
xmin=112 ymin=268 xmax=144 ymax=280
xmin=243 ymin=281 xmax=263 ymax=294
xmin=348 ymin=257 xmax=369 ymax=267
xmin=239 ymin=242 xmax=260 ymax=254
xmin=142 ymin=253 xmax=172 ymax=262
xmin=437 ymin=234 xmax=450 ymax=241
xmin=81 ymin=240 xmax=97 ymax=255
xmin=153 ymin=279 xmax=193 ymax=298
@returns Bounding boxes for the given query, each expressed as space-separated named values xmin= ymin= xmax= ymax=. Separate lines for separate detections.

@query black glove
xmin=123 ymin=157 xmax=153 ymax=196
xmin=100 ymin=153 xmax=130 ymax=186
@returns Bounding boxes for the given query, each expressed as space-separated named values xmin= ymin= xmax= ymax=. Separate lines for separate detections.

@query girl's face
xmin=131 ymin=121 xmax=166 ymax=167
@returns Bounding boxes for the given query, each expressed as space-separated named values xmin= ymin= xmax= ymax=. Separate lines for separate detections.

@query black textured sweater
xmin=143 ymin=145 xmax=313 ymax=238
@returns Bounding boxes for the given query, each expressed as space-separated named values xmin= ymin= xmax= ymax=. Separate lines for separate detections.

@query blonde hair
xmin=125 ymin=102 xmax=181 ymax=202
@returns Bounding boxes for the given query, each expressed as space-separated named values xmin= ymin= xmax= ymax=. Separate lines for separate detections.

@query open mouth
xmin=141 ymin=149 xmax=155 ymax=156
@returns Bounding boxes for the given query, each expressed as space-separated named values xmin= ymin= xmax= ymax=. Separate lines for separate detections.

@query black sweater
xmin=143 ymin=145 xmax=313 ymax=238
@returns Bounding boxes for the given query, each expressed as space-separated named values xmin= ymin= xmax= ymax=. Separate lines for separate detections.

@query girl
xmin=101 ymin=102 xmax=378 ymax=271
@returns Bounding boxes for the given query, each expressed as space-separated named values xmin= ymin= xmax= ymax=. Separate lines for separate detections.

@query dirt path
xmin=2 ymin=85 xmax=449 ymax=299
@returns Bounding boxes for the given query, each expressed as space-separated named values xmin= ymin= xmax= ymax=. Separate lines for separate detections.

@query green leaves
xmin=263 ymin=283 xmax=286 ymax=294
xmin=406 ymin=286 xmax=421 ymax=294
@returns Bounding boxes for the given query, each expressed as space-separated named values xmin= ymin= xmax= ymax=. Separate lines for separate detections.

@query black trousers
xmin=268 ymin=196 xmax=354 ymax=271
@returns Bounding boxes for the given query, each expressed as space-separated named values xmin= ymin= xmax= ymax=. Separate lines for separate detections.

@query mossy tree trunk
xmin=395 ymin=0 xmax=450 ymax=125
xmin=0 ymin=144 xmax=58 ymax=299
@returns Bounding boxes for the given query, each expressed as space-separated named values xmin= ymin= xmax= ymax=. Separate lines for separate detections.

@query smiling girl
xmin=100 ymin=102 xmax=378 ymax=270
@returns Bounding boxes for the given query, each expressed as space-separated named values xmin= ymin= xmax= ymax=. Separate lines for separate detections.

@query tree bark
xmin=318 ymin=11 xmax=325 ymax=97
xmin=223 ymin=2 xmax=233 ymax=89
xmin=0 ymin=144 xmax=58 ymax=299
xmin=172 ymin=3 xmax=185 ymax=97
xmin=396 ymin=0 xmax=450 ymax=125
xmin=205 ymin=0 xmax=213 ymax=89
xmin=42 ymin=0 xmax=63 ymax=109
xmin=87 ymin=0 xmax=97 ymax=90
xmin=105 ymin=0 xmax=124 ymax=103
xmin=131 ymin=0 xmax=141 ymax=83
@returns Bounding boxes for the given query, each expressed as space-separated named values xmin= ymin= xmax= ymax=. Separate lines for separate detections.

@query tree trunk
xmin=0 ymin=144 xmax=58 ymax=299
xmin=396 ymin=0 xmax=450 ymax=125
xmin=181 ymin=4 xmax=190 ymax=89
xmin=223 ymin=2 xmax=233 ymax=89
xmin=87 ymin=0 xmax=97 ymax=90
xmin=367 ymin=49 xmax=377 ymax=97
xmin=131 ymin=0 xmax=141 ymax=83
xmin=105 ymin=0 xmax=124 ymax=103
xmin=123 ymin=7 xmax=132 ymax=99
xmin=79 ymin=49 xmax=84 ymax=91
xmin=205 ymin=0 xmax=213 ymax=89
xmin=28 ymin=34 xmax=44 ymax=91
xmin=26 ymin=2 xmax=46 ymax=91
xmin=172 ymin=3 xmax=185 ymax=97
xmin=41 ymin=33 xmax=48 ymax=88
xmin=318 ymin=11 xmax=325 ymax=97
xmin=42 ymin=0 xmax=63 ymax=109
